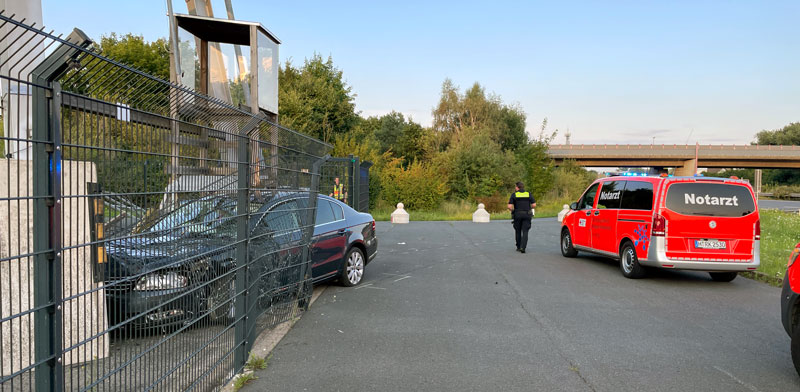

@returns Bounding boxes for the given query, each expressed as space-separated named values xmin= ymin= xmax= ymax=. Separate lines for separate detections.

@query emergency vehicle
xmin=781 ymin=242 xmax=800 ymax=375
xmin=560 ymin=176 xmax=760 ymax=281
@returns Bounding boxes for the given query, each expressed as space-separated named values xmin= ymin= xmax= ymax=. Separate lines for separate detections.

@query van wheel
xmin=792 ymin=323 xmax=800 ymax=377
xmin=561 ymin=229 xmax=578 ymax=257
xmin=709 ymin=272 xmax=737 ymax=282
xmin=620 ymin=242 xmax=645 ymax=279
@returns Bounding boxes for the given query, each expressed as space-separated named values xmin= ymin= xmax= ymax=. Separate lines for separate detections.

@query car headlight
xmin=133 ymin=272 xmax=188 ymax=291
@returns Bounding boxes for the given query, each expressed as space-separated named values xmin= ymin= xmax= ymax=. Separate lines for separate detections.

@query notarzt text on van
xmin=684 ymin=193 xmax=739 ymax=206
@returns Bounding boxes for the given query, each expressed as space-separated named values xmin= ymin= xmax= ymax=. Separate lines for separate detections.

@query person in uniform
xmin=329 ymin=177 xmax=347 ymax=203
xmin=508 ymin=182 xmax=536 ymax=253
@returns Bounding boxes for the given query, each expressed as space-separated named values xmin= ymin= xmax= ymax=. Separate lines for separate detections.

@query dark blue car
xmin=104 ymin=192 xmax=377 ymax=330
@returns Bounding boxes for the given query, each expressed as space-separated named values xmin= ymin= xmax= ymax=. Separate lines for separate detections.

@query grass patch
xmin=232 ymin=372 xmax=257 ymax=391
xmin=757 ymin=209 xmax=800 ymax=283
xmin=244 ymin=352 xmax=268 ymax=371
xmin=370 ymin=198 xmax=572 ymax=222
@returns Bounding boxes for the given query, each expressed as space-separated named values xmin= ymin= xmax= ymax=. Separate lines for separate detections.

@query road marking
xmin=393 ymin=275 xmax=411 ymax=282
xmin=354 ymin=283 xmax=373 ymax=290
xmin=713 ymin=366 xmax=762 ymax=392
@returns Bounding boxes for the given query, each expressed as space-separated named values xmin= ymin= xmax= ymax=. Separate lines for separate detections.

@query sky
xmin=39 ymin=0 xmax=800 ymax=145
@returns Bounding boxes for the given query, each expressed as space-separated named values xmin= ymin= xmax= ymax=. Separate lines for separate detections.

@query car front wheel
xmin=340 ymin=247 xmax=365 ymax=287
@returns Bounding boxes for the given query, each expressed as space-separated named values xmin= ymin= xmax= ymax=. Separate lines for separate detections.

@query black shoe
xmin=520 ymin=249 xmax=526 ymax=253
xmin=516 ymin=248 xmax=522 ymax=252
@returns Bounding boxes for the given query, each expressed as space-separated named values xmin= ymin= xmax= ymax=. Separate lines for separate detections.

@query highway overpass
xmin=548 ymin=144 xmax=800 ymax=175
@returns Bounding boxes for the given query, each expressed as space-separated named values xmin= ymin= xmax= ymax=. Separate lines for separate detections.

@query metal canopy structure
xmin=174 ymin=13 xmax=281 ymax=46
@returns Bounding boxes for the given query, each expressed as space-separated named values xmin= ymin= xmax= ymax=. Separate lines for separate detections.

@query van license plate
xmin=695 ymin=240 xmax=726 ymax=249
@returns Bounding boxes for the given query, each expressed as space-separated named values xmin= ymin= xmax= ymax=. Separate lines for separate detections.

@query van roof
xmin=600 ymin=175 xmax=752 ymax=186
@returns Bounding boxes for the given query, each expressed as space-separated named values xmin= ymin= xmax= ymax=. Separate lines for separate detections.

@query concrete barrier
xmin=390 ymin=203 xmax=409 ymax=224
xmin=557 ymin=204 xmax=570 ymax=222
xmin=472 ymin=203 xmax=490 ymax=223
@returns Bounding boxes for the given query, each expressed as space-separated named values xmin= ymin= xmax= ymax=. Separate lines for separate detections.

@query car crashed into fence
xmin=102 ymin=192 xmax=377 ymax=331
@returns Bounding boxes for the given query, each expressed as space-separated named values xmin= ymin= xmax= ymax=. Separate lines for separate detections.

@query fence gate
xmin=0 ymin=13 xmax=330 ymax=391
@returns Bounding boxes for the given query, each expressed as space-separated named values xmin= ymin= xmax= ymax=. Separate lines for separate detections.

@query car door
xmin=311 ymin=199 xmax=348 ymax=280
xmin=592 ymin=180 xmax=623 ymax=254
xmin=573 ymin=183 xmax=600 ymax=249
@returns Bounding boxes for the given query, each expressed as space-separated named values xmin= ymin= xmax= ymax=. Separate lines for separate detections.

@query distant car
xmin=780 ymin=242 xmax=800 ymax=376
xmin=104 ymin=193 xmax=377 ymax=330
xmin=560 ymin=176 xmax=760 ymax=281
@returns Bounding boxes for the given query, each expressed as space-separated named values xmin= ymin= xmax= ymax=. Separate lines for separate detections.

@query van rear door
xmin=662 ymin=180 xmax=758 ymax=261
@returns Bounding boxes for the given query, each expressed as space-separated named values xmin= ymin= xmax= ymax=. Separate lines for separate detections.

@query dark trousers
xmin=513 ymin=214 xmax=532 ymax=250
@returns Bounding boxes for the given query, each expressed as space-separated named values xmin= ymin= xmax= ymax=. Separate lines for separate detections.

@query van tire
xmin=792 ymin=322 xmax=800 ymax=377
xmin=561 ymin=229 xmax=578 ymax=257
xmin=709 ymin=272 xmax=738 ymax=282
xmin=620 ymin=242 xmax=645 ymax=279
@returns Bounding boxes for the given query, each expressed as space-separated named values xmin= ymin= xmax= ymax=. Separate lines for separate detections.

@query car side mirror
xmin=570 ymin=202 xmax=578 ymax=211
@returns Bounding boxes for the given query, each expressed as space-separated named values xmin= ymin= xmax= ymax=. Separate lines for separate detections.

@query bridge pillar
xmin=674 ymin=159 xmax=697 ymax=176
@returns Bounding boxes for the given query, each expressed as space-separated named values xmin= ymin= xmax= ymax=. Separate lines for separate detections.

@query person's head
xmin=334 ymin=177 xmax=340 ymax=185
xmin=516 ymin=181 xmax=524 ymax=192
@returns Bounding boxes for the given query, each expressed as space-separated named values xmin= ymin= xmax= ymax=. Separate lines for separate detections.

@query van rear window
xmin=665 ymin=182 xmax=756 ymax=217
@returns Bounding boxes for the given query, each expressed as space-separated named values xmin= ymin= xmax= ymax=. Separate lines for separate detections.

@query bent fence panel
xmin=0 ymin=12 xmax=330 ymax=391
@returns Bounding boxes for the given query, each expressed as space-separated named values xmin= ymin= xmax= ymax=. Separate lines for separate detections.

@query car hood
xmin=105 ymin=233 xmax=232 ymax=279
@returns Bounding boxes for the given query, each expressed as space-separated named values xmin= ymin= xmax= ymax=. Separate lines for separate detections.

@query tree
xmin=755 ymin=122 xmax=800 ymax=185
xmin=99 ymin=33 xmax=170 ymax=80
xmin=432 ymin=79 xmax=527 ymax=152
xmin=279 ymin=54 xmax=359 ymax=143
xmin=356 ymin=112 xmax=429 ymax=164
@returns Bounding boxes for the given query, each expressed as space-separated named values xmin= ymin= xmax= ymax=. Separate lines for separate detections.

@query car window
xmin=578 ymin=183 xmax=599 ymax=210
xmin=665 ymin=182 xmax=755 ymax=217
xmin=315 ymin=200 xmax=336 ymax=226
xmin=331 ymin=201 xmax=344 ymax=221
xmin=620 ymin=181 xmax=654 ymax=210
xmin=265 ymin=200 xmax=300 ymax=234
xmin=597 ymin=181 xmax=623 ymax=209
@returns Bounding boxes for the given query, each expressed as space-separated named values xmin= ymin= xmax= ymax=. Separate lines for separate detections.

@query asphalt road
xmin=759 ymin=199 xmax=800 ymax=212
xmin=245 ymin=219 xmax=799 ymax=392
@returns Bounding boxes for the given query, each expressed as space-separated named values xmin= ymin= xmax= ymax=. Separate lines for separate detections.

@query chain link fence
xmin=320 ymin=155 xmax=371 ymax=213
xmin=0 ymin=12 xmax=330 ymax=391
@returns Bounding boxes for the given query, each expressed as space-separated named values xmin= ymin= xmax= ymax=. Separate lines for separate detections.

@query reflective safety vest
xmin=515 ymin=191 xmax=530 ymax=198
xmin=333 ymin=183 xmax=344 ymax=200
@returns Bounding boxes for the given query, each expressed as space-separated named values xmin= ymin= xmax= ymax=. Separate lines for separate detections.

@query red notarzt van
xmin=560 ymin=176 xmax=760 ymax=281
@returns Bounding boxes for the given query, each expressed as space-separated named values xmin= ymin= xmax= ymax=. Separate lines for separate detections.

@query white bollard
xmin=390 ymin=202 xmax=410 ymax=224
xmin=557 ymin=204 xmax=570 ymax=222
xmin=472 ymin=203 xmax=490 ymax=223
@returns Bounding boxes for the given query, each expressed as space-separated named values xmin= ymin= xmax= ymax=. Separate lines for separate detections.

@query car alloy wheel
xmin=619 ymin=242 xmax=645 ymax=279
xmin=341 ymin=247 xmax=365 ymax=287
xmin=622 ymin=247 xmax=635 ymax=274
xmin=560 ymin=229 xmax=577 ymax=257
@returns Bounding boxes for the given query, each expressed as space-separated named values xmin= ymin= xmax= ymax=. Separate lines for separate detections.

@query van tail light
xmin=371 ymin=220 xmax=376 ymax=232
xmin=652 ymin=214 xmax=666 ymax=236
xmin=754 ymin=219 xmax=760 ymax=240
xmin=789 ymin=245 xmax=800 ymax=268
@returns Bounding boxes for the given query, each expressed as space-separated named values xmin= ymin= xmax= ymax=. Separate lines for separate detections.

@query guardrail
xmin=758 ymin=193 xmax=800 ymax=199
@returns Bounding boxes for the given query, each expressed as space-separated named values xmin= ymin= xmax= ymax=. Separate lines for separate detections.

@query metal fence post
xmin=30 ymin=29 xmax=91 ymax=392
xmin=299 ymin=154 xmax=329 ymax=310
xmin=234 ymin=129 xmax=252 ymax=371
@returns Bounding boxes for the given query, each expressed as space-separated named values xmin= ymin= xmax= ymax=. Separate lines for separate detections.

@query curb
xmin=221 ymin=285 xmax=328 ymax=391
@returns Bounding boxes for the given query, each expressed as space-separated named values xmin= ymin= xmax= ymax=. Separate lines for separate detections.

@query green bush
xmin=545 ymin=160 xmax=597 ymax=202
xmin=768 ymin=185 xmax=800 ymax=199
xmin=380 ymin=158 xmax=448 ymax=210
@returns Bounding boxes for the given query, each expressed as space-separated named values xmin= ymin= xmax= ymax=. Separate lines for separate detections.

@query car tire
xmin=620 ymin=242 xmax=646 ymax=279
xmin=340 ymin=247 xmax=365 ymax=287
xmin=561 ymin=229 xmax=578 ymax=258
xmin=207 ymin=275 xmax=235 ymax=323
xmin=709 ymin=272 xmax=738 ymax=282
xmin=792 ymin=322 xmax=800 ymax=377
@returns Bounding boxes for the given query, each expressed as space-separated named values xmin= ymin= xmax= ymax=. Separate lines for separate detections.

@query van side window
xmin=597 ymin=181 xmax=624 ymax=209
xmin=620 ymin=181 xmax=654 ymax=210
xmin=579 ymin=183 xmax=600 ymax=210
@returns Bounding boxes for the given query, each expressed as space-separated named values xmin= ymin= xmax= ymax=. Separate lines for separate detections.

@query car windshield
xmin=148 ymin=197 xmax=237 ymax=236
xmin=665 ymin=182 xmax=756 ymax=217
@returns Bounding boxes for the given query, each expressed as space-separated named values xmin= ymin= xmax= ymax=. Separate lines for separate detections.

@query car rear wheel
xmin=561 ymin=229 xmax=578 ymax=257
xmin=340 ymin=247 xmax=365 ymax=287
xmin=620 ymin=242 xmax=646 ymax=279
xmin=709 ymin=272 xmax=738 ymax=282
